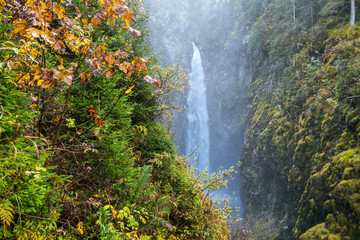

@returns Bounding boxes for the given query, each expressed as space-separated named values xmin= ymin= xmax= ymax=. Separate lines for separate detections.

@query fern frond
xmin=0 ymin=200 xmax=14 ymax=227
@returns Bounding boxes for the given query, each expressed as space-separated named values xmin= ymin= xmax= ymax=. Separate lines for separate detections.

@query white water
xmin=186 ymin=43 xmax=210 ymax=173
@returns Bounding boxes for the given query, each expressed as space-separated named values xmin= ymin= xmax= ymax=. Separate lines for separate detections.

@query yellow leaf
xmin=77 ymin=222 xmax=84 ymax=235
xmin=37 ymin=80 xmax=44 ymax=86
xmin=0 ymin=200 xmax=14 ymax=227
xmin=26 ymin=28 xmax=41 ymax=38
xmin=53 ymin=6 xmax=66 ymax=19
xmin=125 ymin=85 xmax=135 ymax=94
xmin=13 ymin=19 xmax=27 ymax=35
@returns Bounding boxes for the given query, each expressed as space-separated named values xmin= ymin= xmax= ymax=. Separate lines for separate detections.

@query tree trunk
xmin=351 ymin=0 xmax=356 ymax=26
xmin=292 ymin=0 xmax=296 ymax=24
xmin=310 ymin=0 xmax=314 ymax=26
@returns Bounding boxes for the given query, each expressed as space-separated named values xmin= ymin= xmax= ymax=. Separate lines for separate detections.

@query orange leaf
xmin=86 ymin=105 xmax=96 ymax=117
xmin=132 ymin=57 xmax=149 ymax=74
xmin=13 ymin=19 xmax=27 ymax=35
xmin=62 ymin=69 xmax=73 ymax=85
xmin=57 ymin=56 xmax=64 ymax=70
xmin=114 ymin=50 xmax=128 ymax=59
xmin=55 ymin=116 xmax=61 ymax=127
xmin=103 ymin=52 xmax=115 ymax=65
xmin=118 ymin=63 xmax=127 ymax=73
xmin=105 ymin=69 xmax=114 ymax=78
xmin=80 ymin=72 xmax=90 ymax=83
xmin=91 ymin=17 xmax=101 ymax=26
xmin=95 ymin=116 xmax=105 ymax=128
xmin=96 ymin=45 xmax=107 ymax=55
xmin=82 ymin=19 xmax=88 ymax=25
xmin=109 ymin=15 xmax=116 ymax=25
xmin=53 ymin=6 xmax=66 ymax=19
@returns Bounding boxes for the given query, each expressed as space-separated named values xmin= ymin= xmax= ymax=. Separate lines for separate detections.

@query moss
xmin=241 ymin=10 xmax=360 ymax=240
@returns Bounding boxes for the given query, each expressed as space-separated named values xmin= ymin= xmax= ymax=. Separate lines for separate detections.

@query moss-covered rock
xmin=239 ymin=3 xmax=360 ymax=238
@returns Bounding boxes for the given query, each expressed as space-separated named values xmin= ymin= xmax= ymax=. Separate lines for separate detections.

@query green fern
xmin=0 ymin=200 xmax=14 ymax=227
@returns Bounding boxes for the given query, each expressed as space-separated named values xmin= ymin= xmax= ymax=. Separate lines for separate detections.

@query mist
xmin=143 ymin=0 xmax=252 ymax=219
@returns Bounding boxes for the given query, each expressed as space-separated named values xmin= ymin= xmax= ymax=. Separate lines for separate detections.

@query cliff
xmin=237 ymin=0 xmax=360 ymax=239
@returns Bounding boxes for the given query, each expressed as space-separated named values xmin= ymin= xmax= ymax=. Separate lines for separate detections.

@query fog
xmin=143 ymin=0 xmax=251 ymax=219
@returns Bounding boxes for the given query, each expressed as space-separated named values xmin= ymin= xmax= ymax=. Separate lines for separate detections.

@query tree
xmin=291 ymin=0 xmax=297 ymax=24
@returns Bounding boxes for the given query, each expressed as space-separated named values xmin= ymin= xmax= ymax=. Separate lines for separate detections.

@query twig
xmin=347 ymin=95 xmax=360 ymax=99
xmin=24 ymin=136 xmax=40 ymax=160
xmin=0 ymin=105 xmax=4 ymax=120
xmin=10 ymin=141 xmax=17 ymax=167
xmin=19 ymin=213 xmax=77 ymax=231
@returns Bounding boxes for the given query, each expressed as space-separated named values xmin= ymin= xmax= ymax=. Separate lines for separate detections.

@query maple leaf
xmin=144 ymin=75 xmax=162 ymax=88
xmin=132 ymin=57 xmax=149 ymax=74
xmin=38 ymin=68 xmax=58 ymax=88
xmin=53 ymin=68 xmax=73 ymax=85
xmin=52 ymin=40 xmax=66 ymax=52
xmin=102 ymin=52 xmax=115 ymax=65
xmin=115 ymin=61 xmax=127 ymax=73
xmin=81 ymin=19 xmax=88 ymax=25
xmin=80 ymin=72 xmax=90 ymax=83
xmin=122 ymin=11 xmax=135 ymax=28
xmin=114 ymin=50 xmax=128 ymax=59
xmin=86 ymin=105 xmax=96 ymax=117
xmin=125 ymin=85 xmax=135 ymax=94
xmin=105 ymin=69 xmax=114 ymax=78
xmin=91 ymin=17 xmax=101 ymax=26
xmin=95 ymin=116 xmax=105 ymax=128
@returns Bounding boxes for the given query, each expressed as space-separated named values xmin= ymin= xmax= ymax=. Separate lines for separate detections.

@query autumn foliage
xmin=0 ymin=0 xmax=162 ymax=130
xmin=0 ymin=0 xmax=229 ymax=239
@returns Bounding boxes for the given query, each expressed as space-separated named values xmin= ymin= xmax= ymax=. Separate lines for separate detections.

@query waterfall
xmin=186 ymin=43 xmax=210 ymax=173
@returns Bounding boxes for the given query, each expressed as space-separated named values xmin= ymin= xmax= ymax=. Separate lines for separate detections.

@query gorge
xmin=146 ymin=0 xmax=360 ymax=239
xmin=2 ymin=0 xmax=360 ymax=238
